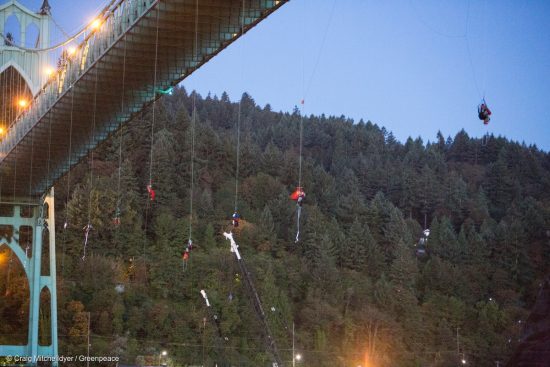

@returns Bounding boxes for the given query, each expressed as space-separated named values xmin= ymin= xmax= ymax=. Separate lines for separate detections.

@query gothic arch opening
xmin=0 ymin=66 xmax=33 ymax=128
xmin=25 ymin=22 xmax=40 ymax=49
xmin=0 ymin=244 xmax=30 ymax=345
xmin=3 ymin=14 xmax=21 ymax=46
xmin=39 ymin=286 xmax=51 ymax=346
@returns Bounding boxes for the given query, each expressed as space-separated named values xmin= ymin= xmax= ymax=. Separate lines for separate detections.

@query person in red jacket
xmin=478 ymin=101 xmax=492 ymax=125
xmin=146 ymin=182 xmax=155 ymax=201
xmin=290 ymin=187 xmax=306 ymax=207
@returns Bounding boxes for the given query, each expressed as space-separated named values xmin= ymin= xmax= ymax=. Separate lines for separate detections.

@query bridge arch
xmin=0 ymin=61 xmax=35 ymax=94
xmin=0 ymin=63 xmax=34 ymax=125
xmin=0 ymin=243 xmax=30 ymax=345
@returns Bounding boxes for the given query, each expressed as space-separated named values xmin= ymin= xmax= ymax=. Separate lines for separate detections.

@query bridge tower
xmin=0 ymin=0 xmax=51 ymax=94
xmin=0 ymin=1 xmax=58 ymax=365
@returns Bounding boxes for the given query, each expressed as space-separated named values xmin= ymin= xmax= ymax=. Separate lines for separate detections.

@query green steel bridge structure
xmin=0 ymin=0 xmax=288 ymax=364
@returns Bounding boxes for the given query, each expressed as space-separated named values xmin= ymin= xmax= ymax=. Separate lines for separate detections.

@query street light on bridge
xmin=91 ymin=18 xmax=102 ymax=30
xmin=18 ymin=98 xmax=28 ymax=108
xmin=44 ymin=66 xmax=54 ymax=77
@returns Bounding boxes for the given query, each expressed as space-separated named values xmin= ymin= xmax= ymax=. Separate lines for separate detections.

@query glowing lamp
xmin=44 ymin=67 xmax=54 ymax=76
xmin=18 ymin=99 xmax=28 ymax=108
xmin=91 ymin=18 xmax=102 ymax=30
xmin=68 ymin=46 xmax=77 ymax=55
xmin=0 ymin=127 xmax=4 ymax=135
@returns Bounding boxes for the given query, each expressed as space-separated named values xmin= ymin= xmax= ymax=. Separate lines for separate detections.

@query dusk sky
xmin=7 ymin=0 xmax=550 ymax=150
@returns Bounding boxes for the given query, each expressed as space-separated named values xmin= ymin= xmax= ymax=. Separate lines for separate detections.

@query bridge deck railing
xmin=1 ymin=0 xmax=156 ymax=160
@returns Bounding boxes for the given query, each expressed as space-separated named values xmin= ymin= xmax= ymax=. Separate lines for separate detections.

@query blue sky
xmin=7 ymin=0 xmax=550 ymax=150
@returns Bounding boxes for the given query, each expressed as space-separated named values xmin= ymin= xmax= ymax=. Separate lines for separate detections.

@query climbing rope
xmin=65 ymin=83 xmax=76 ymax=229
xmin=148 ymin=6 xmax=161 ymax=188
xmin=182 ymin=0 xmax=200 ymax=273
xmin=83 ymin=70 xmax=100 ymax=261
xmin=294 ymin=101 xmax=304 ymax=243
xmin=115 ymin=38 xmax=128 ymax=228
xmin=143 ymin=4 xmax=161 ymax=254
xmin=188 ymin=0 xmax=199 ymax=246
xmin=233 ymin=0 xmax=245 ymax=214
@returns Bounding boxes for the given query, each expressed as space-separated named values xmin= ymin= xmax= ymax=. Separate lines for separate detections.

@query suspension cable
xmin=233 ymin=0 xmax=245 ymax=213
xmin=0 ymin=0 xmax=117 ymax=53
xmin=188 ymin=0 xmax=199 ymax=242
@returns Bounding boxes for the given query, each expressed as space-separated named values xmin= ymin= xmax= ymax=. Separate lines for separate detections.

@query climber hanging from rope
xmin=232 ymin=211 xmax=240 ymax=228
xmin=147 ymin=182 xmax=155 ymax=201
xmin=291 ymin=185 xmax=305 ymax=243
xmin=112 ymin=206 xmax=121 ymax=226
xmin=290 ymin=97 xmax=306 ymax=244
xmin=478 ymin=99 xmax=492 ymax=125
xmin=290 ymin=187 xmax=306 ymax=206
xmin=181 ymin=238 xmax=195 ymax=272
xmin=182 ymin=249 xmax=190 ymax=271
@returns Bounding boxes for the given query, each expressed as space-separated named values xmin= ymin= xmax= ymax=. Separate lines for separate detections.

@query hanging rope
xmin=143 ymin=4 xmax=161 ymax=254
xmin=294 ymin=0 xmax=309 ymax=243
xmin=115 ymin=38 xmax=128 ymax=227
xmin=188 ymin=0 xmax=199 ymax=247
xmin=83 ymin=70 xmax=99 ymax=261
xmin=303 ymin=0 xmax=337 ymax=99
xmin=148 ymin=7 xmax=161 ymax=187
xmin=65 ymin=85 xmax=76 ymax=229
xmin=60 ymin=65 xmax=76 ymax=273
xmin=233 ymin=0 xmax=245 ymax=215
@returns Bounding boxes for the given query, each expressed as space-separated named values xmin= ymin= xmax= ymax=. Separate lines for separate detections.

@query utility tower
xmin=0 ymin=1 xmax=58 ymax=365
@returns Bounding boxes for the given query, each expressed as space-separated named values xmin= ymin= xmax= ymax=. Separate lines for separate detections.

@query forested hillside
xmin=1 ymin=87 xmax=550 ymax=366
